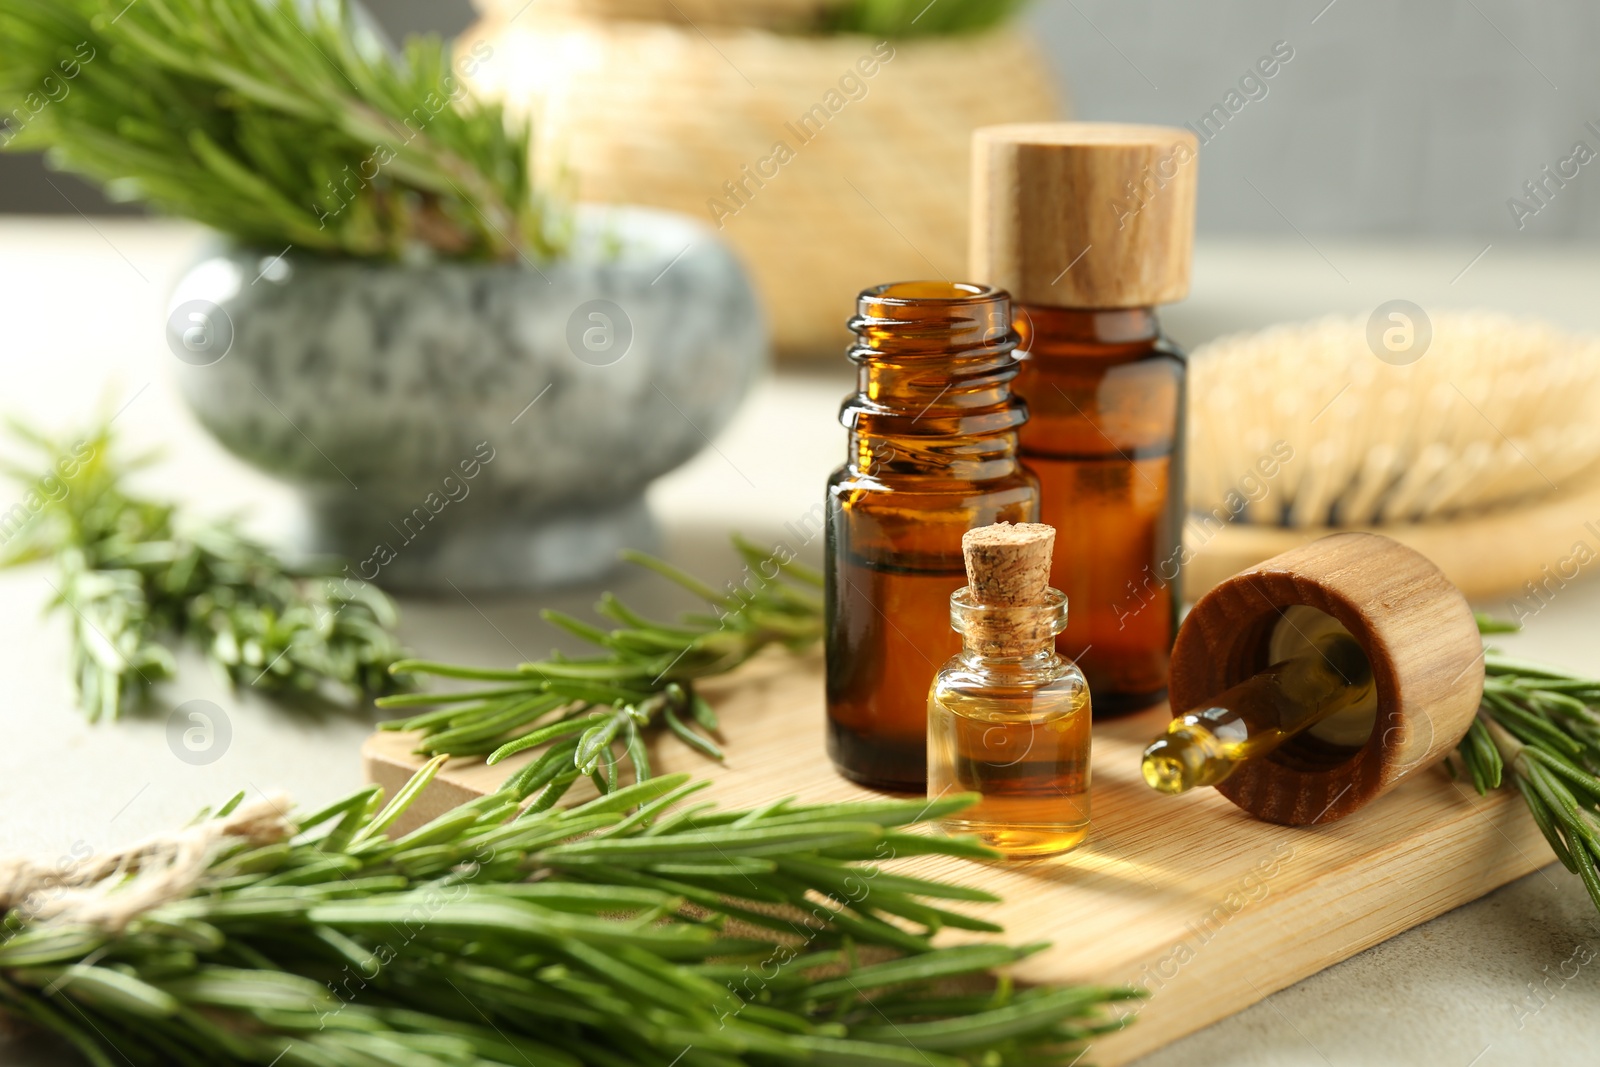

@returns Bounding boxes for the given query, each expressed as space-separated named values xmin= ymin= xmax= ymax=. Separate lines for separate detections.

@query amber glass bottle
xmin=1013 ymin=306 xmax=1185 ymax=713
xmin=972 ymin=123 xmax=1199 ymax=716
xmin=826 ymin=281 xmax=1039 ymax=791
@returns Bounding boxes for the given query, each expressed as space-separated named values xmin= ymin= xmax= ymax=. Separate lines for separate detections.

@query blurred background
xmin=6 ymin=0 xmax=1599 ymax=604
xmin=7 ymin=0 xmax=1598 ymax=239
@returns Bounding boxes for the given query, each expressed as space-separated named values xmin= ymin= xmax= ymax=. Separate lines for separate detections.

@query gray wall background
xmin=4 ymin=0 xmax=1595 ymax=242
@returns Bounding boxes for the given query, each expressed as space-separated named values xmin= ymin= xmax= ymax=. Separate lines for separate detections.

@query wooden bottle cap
xmin=1168 ymin=532 xmax=1484 ymax=826
xmin=970 ymin=123 xmax=1198 ymax=309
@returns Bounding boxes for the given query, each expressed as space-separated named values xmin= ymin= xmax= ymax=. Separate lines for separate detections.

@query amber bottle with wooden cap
xmin=1143 ymin=532 xmax=1484 ymax=824
xmin=971 ymin=123 xmax=1198 ymax=716
xmin=826 ymin=282 xmax=1039 ymax=792
xmin=928 ymin=522 xmax=1091 ymax=857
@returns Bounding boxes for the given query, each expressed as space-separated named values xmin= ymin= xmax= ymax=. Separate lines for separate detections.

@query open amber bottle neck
xmin=841 ymin=281 xmax=1028 ymax=482
xmin=1014 ymin=305 xmax=1164 ymax=357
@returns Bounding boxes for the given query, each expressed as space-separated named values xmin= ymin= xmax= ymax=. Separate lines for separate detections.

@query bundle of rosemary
xmin=0 ymin=0 xmax=565 ymax=261
xmin=379 ymin=539 xmax=823 ymax=808
xmin=0 ymin=763 xmax=1134 ymax=1066
xmin=0 ymin=422 xmax=410 ymax=718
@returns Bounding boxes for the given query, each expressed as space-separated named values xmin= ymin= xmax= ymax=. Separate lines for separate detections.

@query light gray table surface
xmin=0 ymin=220 xmax=1596 ymax=1065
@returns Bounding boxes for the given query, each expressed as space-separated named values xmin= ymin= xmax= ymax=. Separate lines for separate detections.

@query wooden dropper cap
xmin=970 ymin=123 xmax=1198 ymax=309
xmin=961 ymin=522 xmax=1057 ymax=655
xmin=1168 ymin=532 xmax=1484 ymax=826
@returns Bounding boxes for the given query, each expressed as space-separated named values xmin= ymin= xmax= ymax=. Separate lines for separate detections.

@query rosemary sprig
xmin=380 ymin=540 xmax=823 ymax=804
xmin=1456 ymin=614 xmax=1600 ymax=915
xmin=0 ymin=421 xmax=410 ymax=718
xmin=0 ymin=763 xmax=1136 ymax=1066
xmin=0 ymin=0 xmax=567 ymax=261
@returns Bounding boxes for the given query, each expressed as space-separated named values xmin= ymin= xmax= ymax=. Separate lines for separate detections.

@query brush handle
xmin=1168 ymin=532 xmax=1483 ymax=825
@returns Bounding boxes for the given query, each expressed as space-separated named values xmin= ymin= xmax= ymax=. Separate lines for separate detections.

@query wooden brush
xmin=1189 ymin=312 xmax=1600 ymax=526
xmin=1184 ymin=312 xmax=1600 ymax=600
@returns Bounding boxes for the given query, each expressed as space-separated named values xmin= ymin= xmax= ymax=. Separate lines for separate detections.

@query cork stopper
xmin=963 ymin=522 xmax=1054 ymax=604
xmin=970 ymin=122 xmax=1198 ymax=309
xmin=959 ymin=523 xmax=1058 ymax=656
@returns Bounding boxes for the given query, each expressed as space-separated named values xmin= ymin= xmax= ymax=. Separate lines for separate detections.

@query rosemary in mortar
xmin=819 ymin=0 xmax=1030 ymax=37
xmin=0 ymin=422 xmax=410 ymax=718
xmin=379 ymin=539 xmax=822 ymax=805
xmin=0 ymin=763 xmax=1135 ymax=1066
xmin=1455 ymin=615 xmax=1600 ymax=914
xmin=0 ymin=0 xmax=565 ymax=261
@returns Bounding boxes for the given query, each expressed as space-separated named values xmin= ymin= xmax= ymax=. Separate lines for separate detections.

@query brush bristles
xmin=1189 ymin=312 xmax=1600 ymax=528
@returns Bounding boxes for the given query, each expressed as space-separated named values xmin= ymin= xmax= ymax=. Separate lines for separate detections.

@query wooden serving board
xmin=362 ymin=650 xmax=1551 ymax=1065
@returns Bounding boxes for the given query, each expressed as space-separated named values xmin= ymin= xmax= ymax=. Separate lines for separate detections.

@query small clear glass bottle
xmin=927 ymin=523 xmax=1092 ymax=858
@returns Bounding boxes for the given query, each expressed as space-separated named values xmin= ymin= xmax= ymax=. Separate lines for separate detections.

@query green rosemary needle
xmin=0 ymin=421 xmax=411 ymax=718
xmin=0 ymin=762 xmax=1137 ymax=1066
xmin=379 ymin=538 xmax=823 ymax=804
xmin=1456 ymin=615 xmax=1600 ymax=914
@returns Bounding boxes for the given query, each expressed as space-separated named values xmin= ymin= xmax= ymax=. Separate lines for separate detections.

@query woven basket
xmin=462 ymin=0 xmax=1062 ymax=358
